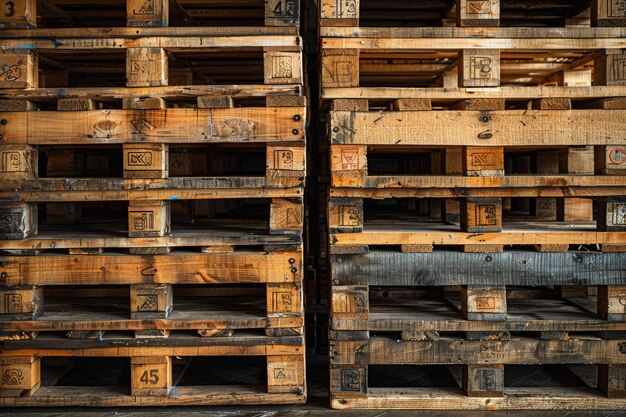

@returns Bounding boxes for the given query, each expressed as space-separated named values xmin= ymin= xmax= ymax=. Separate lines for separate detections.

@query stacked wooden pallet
xmin=321 ymin=0 xmax=626 ymax=410
xmin=0 ymin=0 xmax=306 ymax=406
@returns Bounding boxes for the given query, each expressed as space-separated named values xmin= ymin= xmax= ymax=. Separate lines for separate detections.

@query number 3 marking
xmin=4 ymin=1 xmax=15 ymax=17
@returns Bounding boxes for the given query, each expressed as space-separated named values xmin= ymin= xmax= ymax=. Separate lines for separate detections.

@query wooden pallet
xmin=319 ymin=30 xmax=625 ymax=90
xmin=320 ymin=0 xmax=623 ymax=28
xmin=0 ymin=32 xmax=302 ymax=90
xmin=331 ymin=286 xmax=626 ymax=334
xmin=0 ymin=333 xmax=306 ymax=406
xmin=0 ymin=0 xmax=300 ymax=29
xmin=0 ymin=284 xmax=303 ymax=339
xmin=330 ymin=336 xmax=626 ymax=409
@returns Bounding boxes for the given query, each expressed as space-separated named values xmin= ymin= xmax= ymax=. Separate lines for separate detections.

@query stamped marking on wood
xmin=0 ymin=58 xmax=22 ymax=82
xmin=127 ymin=151 xmax=152 ymax=167
xmin=0 ymin=212 xmax=21 ymax=232
xmin=286 ymin=207 xmax=302 ymax=226
xmin=329 ymin=61 xmax=354 ymax=84
xmin=136 ymin=294 xmax=159 ymax=312
xmin=139 ymin=368 xmax=160 ymax=385
xmin=3 ymin=293 xmax=22 ymax=314
xmin=130 ymin=211 xmax=155 ymax=231
xmin=609 ymin=0 xmax=626 ymax=17
xmin=476 ymin=297 xmax=496 ymax=310
xmin=272 ymin=56 xmax=293 ymax=79
xmin=467 ymin=0 xmax=492 ymax=14
xmin=271 ymin=0 xmax=297 ymax=17
xmin=469 ymin=56 xmax=494 ymax=80
xmin=273 ymin=149 xmax=294 ymax=169
xmin=204 ymin=118 xmax=254 ymax=140
xmin=477 ymin=368 xmax=498 ymax=391
xmin=337 ymin=205 xmax=361 ymax=227
xmin=1 ymin=368 xmax=23 ymax=385
xmin=341 ymin=147 xmax=359 ymax=169
xmin=476 ymin=204 xmax=498 ymax=226
xmin=479 ymin=342 xmax=504 ymax=360
xmin=133 ymin=0 xmax=155 ymax=15
xmin=272 ymin=291 xmax=293 ymax=312
xmin=341 ymin=368 xmax=364 ymax=392
xmin=1 ymin=151 xmax=21 ymax=172
xmin=614 ymin=56 xmax=626 ymax=81
xmin=611 ymin=203 xmax=626 ymax=225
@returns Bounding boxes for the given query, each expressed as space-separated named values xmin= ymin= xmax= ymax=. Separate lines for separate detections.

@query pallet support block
xmin=0 ymin=49 xmax=37 ymax=89
xmin=320 ymin=0 xmax=359 ymax=26
xmin=322 ymin=49 xmax=359 ymax=88
xmin=127 ymin=0 xmax=168 ymax=27
xmin=599 ymin=364 xmax=626 ymax=398
xmin=457 ymin=0 xmax=500 ymax=27
xmin=329 ymin=198 xmax=363 ymax=233
xmin=267 ymin=355 xmax=305 ymax=394
xmin=0 ymin=0 xmax=36 ymax=28
xmin=463 ymin=364 xmax=504 ymax=397
xmin=595 ymin=49 xmax=626 ymax=86
xmin=0 ymin=202 xmax=37 ymax=239
xmin=130 ymin=284 xmax=173 ymax=320
xmin=265 ymin=0 xmax=300 ymax=26
xmin=128 ymin=201 xmax=170 ymax=238
xmin=266 ymin=144 xmax=306 ymax=187
xmin=0 ymin=286 xmax=42 ymax=321
xmin=331 ymin=285 xmax=368 ymax=320
xmin=330 ymin=144 xmax=367 ymax=188
xmin=0 ymin=144 xmax=36 ymax=181
xmin=270 ymin=198 xmax=303 ymax=235
xmin=131 ymin=356 xmax=172 ymax=396
xmin=596 ymin=145 xmax=626 ymax=175
xmin=126 ymin=48 xmax=168 ymax=87
xmin=330 ymin=365 xmax=367 ymax=399
xmin=592 ymin=0 xmax=626 ymax=26
xmin=0 ymin=357 xmax=40 ymax=397
xmin=596 ymin=197 xmax=626 ymax=231
xmin=598 ymin=285 xmax=626 ymax=321
xmin=461 ymin=286 xmax=507 ymax=321
xmin=459 ymin=49 xmax=500 ymax=87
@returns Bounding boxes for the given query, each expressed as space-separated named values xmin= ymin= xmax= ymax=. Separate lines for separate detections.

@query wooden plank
xmin=330 ymin=337 xmax=626 ymax=365
xmin=329 ymin=251 xmax=626 ymax=286
xmin=329 ymin=109 xmax=626 ymax=146
xmin=0 ymin=107 xmax=305 ymax=144
xmin=0 ymin=252 xmax=303 ymax=286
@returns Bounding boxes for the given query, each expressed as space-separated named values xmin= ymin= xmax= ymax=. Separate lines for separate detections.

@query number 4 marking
xmin=140 ymin=369 xmax=160 ymax=385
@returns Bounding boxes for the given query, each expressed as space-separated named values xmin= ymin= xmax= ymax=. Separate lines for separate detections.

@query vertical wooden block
xmin=0 ymin=145 xmax=36 ymax=180
xmin=130 ymin=284 xmax=173 ymax=319
xmin=0 ymin=0 xmax=36 ymax=28
xmin=123 ymin=143 xmax=168 ymax=179
xmin=267 ymin=284 xmax=303 ymax=317
xmin=322 ymin=49 xmax=359 ymax=88
xmin=595 ymin=49 xmax=626 ymax=86
xmin=596 ymin=145 xmax=626 ymax=174
xmin=0 ymin=49 xmax=37 ymax=89
xmin=128 ymin=201 xmax=170 ymax=237
xmin=462 ymin=286 xmax=507 ymax=321
xmin=459 ymin=49 xmax=500 ymax=88
xmin=122 ymin=97 xmax=166 ymax=110
xmin=127 ymin=0 xmax=168 ymax=27
xmin=0 ymin=202 xmax=37 ymax=239
xmin=269 ymin=198 xmax=303 ymax=235
xmin=330 ymin=145 xmax=367 ymax=187
xmin=463 ymin=147 xmax=504 ymax=176
xmin=558 ymin=69 xmax=593 ymax=87
xmin=330 ymin=365 xmax=367 ymax=398
xmin=131 ymin=356 xmax=171 ymax=396
xmin=460 ymin=198 xmax=502 ymax=233
xmin=599 ymin=364 xmax=626 ymax=397
xmin=0 ymin=357 xmax=40 ymax=397
xmin=328 ymin=197 xmax=363 ymax=233
xmin=596 ymin=197 xmax=626 ymax=231
xmin=592 ymin=0 xmax=626 ymax=26
xmin=267 ymin=355 xmax=305 ymax=394
xmin=265 ymin=0 xmax=300 ymax=27
xmin=331 ymin=285 xmax=368 ymax=320
xmin=320 ymin=0 xmax=359 ymax=26
xmin=598 ymin=285 xmax=626 ymax=321
xmin=0 ymin=286 xmax=42 ymax=320
xmin=126 ymin=48 xmax=168 ymax=87
xmin=444 ymin=148 xmax=462 ymax=223
xmin=457 ymin=0 xmax=500 ymax=27
xmin=463 ymin=364 xmax=504 ymax=397
xmin=264 ymin=51 xmax=302 ymax=85
xmin=266 ymin=145 xmax=306 ymax=181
